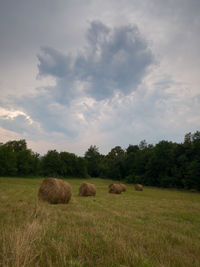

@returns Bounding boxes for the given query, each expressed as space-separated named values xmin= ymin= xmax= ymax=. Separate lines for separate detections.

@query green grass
xmin=0 ymin=177 xmax=200 ymax=267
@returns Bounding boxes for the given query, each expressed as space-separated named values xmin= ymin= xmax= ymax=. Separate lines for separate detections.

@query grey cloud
xmin=23 ymin=21 xmax=154 ymax=136
xmin=37 ymin=47 xmax=72 ymax=78
xmin=0 ymin=115 xmax=31 ymax=134
xmin=17 ymin=92 xmax=77 ymax=138
xmin=0 ymin=0 xmax=199 ymax=155
xmin=7 ymin=21 xmax=154 ymax=137
xmin=37 ymin=21 xmax=154 ymax=101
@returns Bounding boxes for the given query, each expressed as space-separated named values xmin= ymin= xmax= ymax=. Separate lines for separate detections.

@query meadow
xmin=0 ymin=177 xmax=200 ymax=267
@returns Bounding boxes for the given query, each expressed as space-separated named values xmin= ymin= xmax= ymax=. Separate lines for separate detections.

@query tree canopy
xmin=0 ymin=131 xmax=200 ymax=190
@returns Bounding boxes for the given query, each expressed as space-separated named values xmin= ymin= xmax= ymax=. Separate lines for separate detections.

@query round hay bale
xmin=120 ymin=183 xmax=127 ymax=192
xmin=135 ymin=184 xmax=143 ymax=191
xmin=108 ymin=184 xmax=122 ymax=194
xmin=38 ymin=178 xmax=72 ymax=204
xmin=79 ymin=182 xmax=96 ymax=196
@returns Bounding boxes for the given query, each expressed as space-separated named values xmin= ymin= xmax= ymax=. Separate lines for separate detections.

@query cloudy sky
xmin=0 ymin=0 xmax=200 ymax=155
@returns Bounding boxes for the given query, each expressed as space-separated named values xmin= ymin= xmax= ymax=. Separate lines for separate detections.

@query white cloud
xmin=0 ymin=107 xmax=32 ymax=122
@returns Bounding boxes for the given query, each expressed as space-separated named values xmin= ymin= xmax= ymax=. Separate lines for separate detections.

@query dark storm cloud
xmin=37 ymin=21 xmax=154 ymax=101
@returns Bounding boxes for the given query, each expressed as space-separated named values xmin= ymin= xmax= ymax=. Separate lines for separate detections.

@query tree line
xmin=0 ymin=140 xmax=87 ymax=178
xmin=0 ymin=131 xmax=200 ymax=190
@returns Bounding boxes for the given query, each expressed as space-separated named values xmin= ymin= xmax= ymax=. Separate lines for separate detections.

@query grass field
xmin=0 ymin=177 xmax=200 ymax=267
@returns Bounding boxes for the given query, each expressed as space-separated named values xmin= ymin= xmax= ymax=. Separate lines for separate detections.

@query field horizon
xmin=0 ymin=177 xmax=200 ymax=267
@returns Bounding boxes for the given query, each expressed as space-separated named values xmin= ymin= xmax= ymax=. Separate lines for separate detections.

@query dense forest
xmin=0 ymin=131 xmax=200 ymax=190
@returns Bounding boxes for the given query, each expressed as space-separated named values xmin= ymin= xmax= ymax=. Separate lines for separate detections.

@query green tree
xmin=84 ymin=145 xmax=101 ymax=177
xmin=184 ymin=160 xmax=200 ymax=190
xmin=0 ymin=144 xmax=17 ymax=176
xmin=60 ymin=152 xmax=78 ymax=176
xmin=41 ymin=150 xmax=62 ymax=176
xmin=59 ymin=152 xmax=87 ymax=177
xmin=0 ymin=140 xmax=40 ymax=176
xmin=145 ymin=141 xmax=175 ymax=187
xmin=104 ymin=146 xmax=126 ymax=180
xmin=75 ymin=157 xmax=88 ymax=178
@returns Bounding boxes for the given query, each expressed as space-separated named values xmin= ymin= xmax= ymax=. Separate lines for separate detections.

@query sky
xmin=0 ymin=0 xmax=200 ymax=156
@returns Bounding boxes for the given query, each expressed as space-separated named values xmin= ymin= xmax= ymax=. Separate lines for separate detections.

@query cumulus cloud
xmin=37 ymin=21 xmax=154 ymax=101
xmin=0 ymin=107 xmax=40 ymax=137
xmin=37 ymin=47 xmax=72 ymax=79
xmin=9 ymin=21 xmax=154 ymax=141
xmin=0 ymin=115 xmax=32 ymax=134
xmin=0 ymin=2 xmax=199 ymax=155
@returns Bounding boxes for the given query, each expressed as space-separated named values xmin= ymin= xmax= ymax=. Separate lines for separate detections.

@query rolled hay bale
xmin=108 ymin=183 xmax=113 ymax=189
xmin=79 ymin=182 xmax=96 ymax=196
xmin=38 ymin=178 xmax=72 ymax=204
xmin=119 ymin=183 xmax=127 ymax=192
xmin=135 ymin=184 xmax=143 ymax=191
xmin=108 ymin=183 xmax=123 ymax=194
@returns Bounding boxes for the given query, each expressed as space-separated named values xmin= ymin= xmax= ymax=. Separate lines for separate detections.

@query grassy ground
xmin=0 ymin=177 xmax=200 ymax=267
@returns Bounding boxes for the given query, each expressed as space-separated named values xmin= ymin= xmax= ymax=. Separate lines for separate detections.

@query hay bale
xmin=135 ymin=184 xmax=143 ymax=191
xmin=120 ymin=183 xmax=127 ymax=192
xmin=108 ymin=183 xmax=123 ymax=194
xmin=109 ymin=183 xmax=126 ymax=193
xmin=108 ymin=183 xmax=113 ymax=189
xmin=79 ymin=182 xmax=96 ymax=196
xmin=38 ymin=178 xmax=72 ymax=204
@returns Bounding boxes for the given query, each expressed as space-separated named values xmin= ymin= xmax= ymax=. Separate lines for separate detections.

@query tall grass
xmin=0 ymin=177 xmax=200 ymax=266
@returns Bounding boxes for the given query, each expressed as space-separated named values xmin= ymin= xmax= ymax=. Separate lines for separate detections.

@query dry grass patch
xmin=0 ymin=177 xmax=200 ymax=266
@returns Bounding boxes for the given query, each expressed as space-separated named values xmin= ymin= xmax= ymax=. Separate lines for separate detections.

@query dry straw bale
xmin=135 ymin=184 xmax=143 ymax=191
xmin=108 ymin=184 xmax=123 ymax=194
xmin=79 ymin=182 xmax=96 ymax=196
xmin=108 ymin=183 xmax=114 ymax=189
xmin=119 ymin=184 xmax=127 ymax=192
xmin=38 ymin=178 xmax=72 ymax=204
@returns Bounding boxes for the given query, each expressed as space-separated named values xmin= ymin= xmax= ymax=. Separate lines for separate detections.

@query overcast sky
xmin=0 ymin=0 xmax=200 ymax=155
